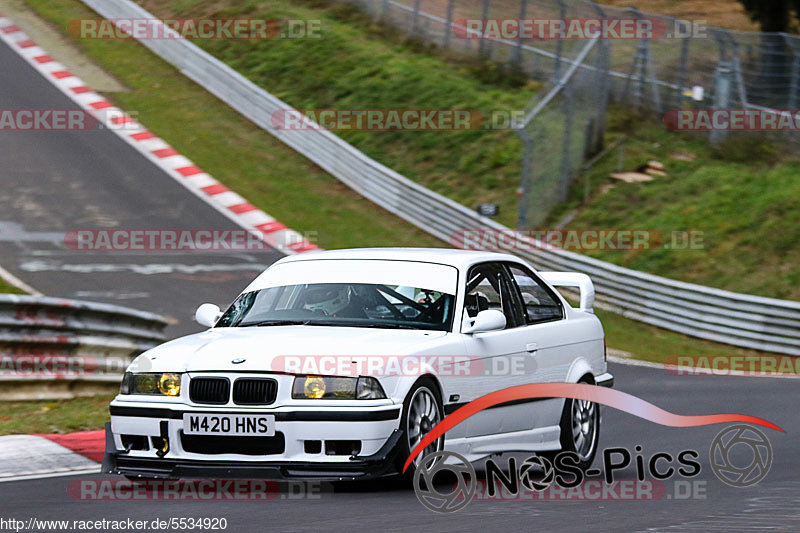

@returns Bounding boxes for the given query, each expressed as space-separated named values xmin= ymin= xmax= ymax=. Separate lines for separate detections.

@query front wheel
xmin=395 ymin=378 xmax=444 ymax=481
xmin=541 ymin=377 xmax=600 ymax=471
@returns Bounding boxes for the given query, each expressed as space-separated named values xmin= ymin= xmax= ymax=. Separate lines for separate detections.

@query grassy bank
xmin=552 ymin=111 xmax=800 ymax=300
xmin=0 ymin=395 xmax=113 ymax=435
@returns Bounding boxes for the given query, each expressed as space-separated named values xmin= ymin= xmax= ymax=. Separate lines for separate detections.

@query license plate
xmin=182 ymin=414 xmax=275 ymax=436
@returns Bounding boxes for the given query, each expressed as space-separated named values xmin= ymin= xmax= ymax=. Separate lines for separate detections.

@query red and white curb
xmin=0 ymin=15 xmax=319 ymax=255
xmin=0 ymin=430 xmax=104 ymax=482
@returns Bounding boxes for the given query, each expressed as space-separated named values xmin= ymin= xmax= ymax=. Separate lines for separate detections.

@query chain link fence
xmin=515 ymin=37 xmax=609 ymax=227
xmin=346 ymin=0 xmax=800 ymax=226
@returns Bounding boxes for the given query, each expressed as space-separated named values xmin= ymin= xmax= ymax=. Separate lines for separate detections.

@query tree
xmin=739 ymin=0 xmax=800 ymax=32
xmin=738 ymin=0 xmax=800 ymax=107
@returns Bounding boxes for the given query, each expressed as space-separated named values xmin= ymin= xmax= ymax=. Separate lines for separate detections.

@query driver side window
xmin=464 ymin=263 xmax=520 ymax=329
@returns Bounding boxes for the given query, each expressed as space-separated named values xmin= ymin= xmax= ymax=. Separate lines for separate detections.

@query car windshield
xmin=217 ymin=283 xmax=455 ymax=331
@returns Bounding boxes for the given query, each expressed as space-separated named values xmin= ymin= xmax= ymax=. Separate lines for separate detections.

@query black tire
xmin=540 ymin=376 xmax=600 ymax=471
xmin=394 ymin=377 xmax=445 ymax=482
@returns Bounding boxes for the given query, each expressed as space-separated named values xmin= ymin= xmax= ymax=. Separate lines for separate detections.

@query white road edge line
xmin=0 ymin=467 xmax=101 ymax=483
xmin=0 ymin=264 xmax=41 ymax=295
xmin=607 ymin=354 xmax=800 ymax=379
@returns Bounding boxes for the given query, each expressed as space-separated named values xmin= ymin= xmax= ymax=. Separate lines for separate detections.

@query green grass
xmin=550 ymin=108 xmax=800 ymax=300
xmin=0 ymin=395 xmax=113 ymax=435
xmin=0 ymin=279 xmax=26 ymax=294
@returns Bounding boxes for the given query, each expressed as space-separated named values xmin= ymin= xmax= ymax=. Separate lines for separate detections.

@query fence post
xmin=589 ymin=2 xmax=610 ymax=154
xmin=478 ymin=0 xmax=492 ymax=60
xmin=516 ymin=128 xmax=533 ymax=229
xmin=595 ymin=38 xmax=610 ymax=153
xmin=622 ymin=40 xmax=647 ymax=105
xmin=443 ymin=0 xmax=455 ymax=50
xmin=411 ymin=0 xmax=422 ymax=37
xmin=676 ymin=35 xmax=690 ymax=110
xmin=559 ymin=88 xmax=574 ymax=201
xmin=784 ymin=34 xmax=800 ymax=109
xmin=512 ymin=0 xmax=528 ymax=69
xmin=710 ymin=63 xmax=733 ymax=146
xmin=553 ymin=0 xmax=567 ymax=80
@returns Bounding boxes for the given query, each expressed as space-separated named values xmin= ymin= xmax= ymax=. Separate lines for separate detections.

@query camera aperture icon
xmin=413 ymin=451 xmax=477 ymax=514
xmin=710 ymin=424 xmax=772 ymax=488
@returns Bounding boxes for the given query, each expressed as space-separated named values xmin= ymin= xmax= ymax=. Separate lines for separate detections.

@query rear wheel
xmin=541 ymin=376 xmax=599 ymax=471
xmin=395 ymin=378 xmax=444 ymax=481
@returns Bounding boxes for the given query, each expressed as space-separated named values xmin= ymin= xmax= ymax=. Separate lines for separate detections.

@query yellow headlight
xmin=304 ymin=376 xmax=326 ymax=399
xmin=158 ymin=373 xmax=181 ymax=396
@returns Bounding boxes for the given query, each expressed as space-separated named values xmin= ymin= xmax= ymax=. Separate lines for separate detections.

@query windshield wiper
xmin=324 ymin=322 xmax=419 ymax=330
xmin=239 ymin=319 xmax=311 ymax=327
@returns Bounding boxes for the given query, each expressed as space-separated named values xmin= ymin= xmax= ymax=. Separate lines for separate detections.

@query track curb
xmin=0 ymin=14 xmax=319 ymax=255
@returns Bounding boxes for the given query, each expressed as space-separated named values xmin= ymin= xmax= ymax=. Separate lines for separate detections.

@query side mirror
xmin=195 ymin=303 xmax=222 ymax=328
xmin=462 ymin=309 xmax=506 ymax=334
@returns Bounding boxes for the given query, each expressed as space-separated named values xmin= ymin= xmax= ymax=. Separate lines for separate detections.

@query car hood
xmin=128 ymin=326 xmax=450 ymax=373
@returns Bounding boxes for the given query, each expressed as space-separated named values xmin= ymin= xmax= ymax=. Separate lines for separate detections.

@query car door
xmin=503 ymin=262 xmax=573 ymax=432
xmin=457 ymin=262 xmax=535 ymax=438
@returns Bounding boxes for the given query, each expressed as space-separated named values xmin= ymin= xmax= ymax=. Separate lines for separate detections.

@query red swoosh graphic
xmin=403 ymin=383 xmax=783 ymax=473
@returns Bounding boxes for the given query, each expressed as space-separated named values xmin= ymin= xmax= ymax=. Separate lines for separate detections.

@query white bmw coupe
xmin=103 ymin=248 xmax=612 ymax=481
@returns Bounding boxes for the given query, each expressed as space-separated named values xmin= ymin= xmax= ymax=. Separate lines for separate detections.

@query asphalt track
xmin=0 ymin=34 xmax=283 ymax=338
xmin=0 ymin=363 xmax=796 ymax=532
xmin=0 ymin=21 xmax=798 ymax=533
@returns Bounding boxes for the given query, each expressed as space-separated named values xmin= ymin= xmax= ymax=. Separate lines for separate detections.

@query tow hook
xmin=156 ymin=420 xmax=170 ymax=458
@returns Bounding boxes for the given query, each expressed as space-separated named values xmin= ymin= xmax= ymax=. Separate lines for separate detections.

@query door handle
xmin=526 ymin=342 xmax=538 ymax=353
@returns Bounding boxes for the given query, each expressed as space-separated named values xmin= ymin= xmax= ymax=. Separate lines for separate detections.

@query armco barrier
xmin=0 ymin=295 xmax=168 ymax=400
xmin=78 ymin=0 xmax=800 ymax=355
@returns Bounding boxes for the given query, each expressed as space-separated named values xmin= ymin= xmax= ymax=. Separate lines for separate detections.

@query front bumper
xmin=102 ymin=423 xmax=404 ymax=481
xmin=104 ymin=401 xmax=403 ymax=481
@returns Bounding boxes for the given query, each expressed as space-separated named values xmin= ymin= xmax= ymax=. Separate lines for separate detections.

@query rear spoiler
xmin=539 ymin=272 xmax=595 ymax=313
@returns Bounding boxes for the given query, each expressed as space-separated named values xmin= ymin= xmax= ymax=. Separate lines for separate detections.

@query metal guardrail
xmin=79 ymin=0 xmax=800 ymax=356
xmin=0 ymin=295 xmax=168 ymax=400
